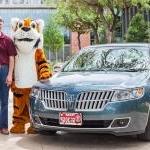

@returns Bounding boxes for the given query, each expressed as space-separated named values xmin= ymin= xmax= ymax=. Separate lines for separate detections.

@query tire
xmin=138 ymin=115 xmax=150 ymax=141
xmin=37 ymin=130 xmax=57 ymax=136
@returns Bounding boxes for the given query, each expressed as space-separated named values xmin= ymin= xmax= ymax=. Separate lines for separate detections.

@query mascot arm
xmin=35 ymin=49 xmax=52 ymax=80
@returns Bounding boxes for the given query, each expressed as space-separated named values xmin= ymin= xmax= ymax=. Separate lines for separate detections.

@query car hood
xmin=36 ymin=71 xmax=150 ymax=92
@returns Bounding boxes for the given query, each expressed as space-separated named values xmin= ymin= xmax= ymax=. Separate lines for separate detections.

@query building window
xmin=90 ymin=32 xmax=95 ymax=45
xmin=13 ymin=0 xmax=24 ymax=4
xmin=31 ymin=0 xmax=41 ymax=4
xmin=64 ymin=30 xmax=70 ymax=44
xmin=5 ymin=0 xmax=9 ymax=4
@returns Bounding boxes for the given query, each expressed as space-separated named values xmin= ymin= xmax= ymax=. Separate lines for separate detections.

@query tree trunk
xmin=62 ymin=44 xmax=65 ymax=62
xmin=56 ymin=51 xmax=58 ymax=63
xmin=77 ymin=33 xmax=81 ymax=50
xmin=95 ymin=31 xmax=100 ymax=44
xmin=106 ymin=29 xmax=113 ymax=43
xmin=48 ymin=49 xmax=51 ymax=61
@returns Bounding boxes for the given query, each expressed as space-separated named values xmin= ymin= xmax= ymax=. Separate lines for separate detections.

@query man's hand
xmin=6 ymin=74 xmax=12 ymax=87
xmin=6 ymin=56 xmax=15 ymax=87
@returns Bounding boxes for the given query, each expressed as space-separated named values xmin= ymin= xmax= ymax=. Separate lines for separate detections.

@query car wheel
xmin=138 ymin=115 xmax=150 ymax=141
xmin=37 ymin=130 xmax=57 ymax=136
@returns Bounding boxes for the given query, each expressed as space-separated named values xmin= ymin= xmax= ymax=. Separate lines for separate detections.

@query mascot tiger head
xmin=11 ymin=18 xmax=44 ymax=53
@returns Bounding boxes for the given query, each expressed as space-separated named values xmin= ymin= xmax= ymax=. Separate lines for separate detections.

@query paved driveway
xmin=0 ymin=92 xmax=150 ymax=150
xmin=1 ymin=132 xmax=150 ymax=150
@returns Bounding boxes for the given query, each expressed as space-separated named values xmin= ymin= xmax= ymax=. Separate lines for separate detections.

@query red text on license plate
xmin=59 ymin=112 xmax=82 ymax=126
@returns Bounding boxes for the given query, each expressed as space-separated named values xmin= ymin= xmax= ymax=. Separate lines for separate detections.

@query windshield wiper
xmin=62 ymin=70 xmax=85 ymax=72
xmin=113 ymin=68 xmax=148 ymax=72
xmin=88 ymin=69 xmax=108 ymax=71
xmin=63 ymin=68 xmax=148 ymax=72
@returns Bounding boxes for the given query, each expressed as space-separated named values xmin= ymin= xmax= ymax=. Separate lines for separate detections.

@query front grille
xmin=39 ymin=117 xmax=112 ymax=128
xmin=38 ymin=89 xmax=115 ymax=111
xmin=75 ymin=91 xmax=115 ymax=111
xmin=39 ymin=89 xmax=67 ymax=111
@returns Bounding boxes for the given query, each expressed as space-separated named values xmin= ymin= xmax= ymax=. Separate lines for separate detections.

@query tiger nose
xmin=22 ymin=27 xmax=30 ymax=32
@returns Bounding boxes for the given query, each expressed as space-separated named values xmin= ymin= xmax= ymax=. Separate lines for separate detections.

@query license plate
xmin=59 ymin=112 xmax=82 ymax=126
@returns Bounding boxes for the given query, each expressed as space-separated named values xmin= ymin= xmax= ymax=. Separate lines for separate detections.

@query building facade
xmin=0 ymin=7 xmax=56 ymax=34
xmin=0 ymin=0 xmax=74 ymax=62
xmin=0 ymin=0 xmax=41 ymax=5
xmin=0 ymin=0 xmax=56 ymax=34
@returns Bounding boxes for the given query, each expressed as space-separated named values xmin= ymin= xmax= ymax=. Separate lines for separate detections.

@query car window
xmin=63 ymin=47 xmax=150 ymax=72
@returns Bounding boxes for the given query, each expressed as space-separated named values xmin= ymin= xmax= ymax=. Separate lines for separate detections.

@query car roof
xmin=86 ymin=43 xmax=150 ymax=49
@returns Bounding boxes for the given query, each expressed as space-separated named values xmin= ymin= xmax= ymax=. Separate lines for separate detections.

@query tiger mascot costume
xmin=10 ymin=18 xmax=52 ymax=134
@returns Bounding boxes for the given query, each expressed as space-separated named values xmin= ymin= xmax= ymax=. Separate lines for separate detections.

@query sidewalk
xmin=0 ymin=92 xmax=43 ymax=150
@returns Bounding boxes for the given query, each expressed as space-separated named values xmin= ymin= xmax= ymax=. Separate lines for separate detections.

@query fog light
xmin=111 ymin=118 xmax=130 ymax=128
xmin=33 ymin=116 xmax=41 ymax=124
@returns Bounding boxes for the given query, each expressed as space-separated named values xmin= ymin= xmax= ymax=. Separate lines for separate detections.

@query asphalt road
xmin=0 ymin=92 xmax=150 ymax=150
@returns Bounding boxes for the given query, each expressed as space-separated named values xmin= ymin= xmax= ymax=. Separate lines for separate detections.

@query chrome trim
xmin=35 ymin=88 xmax=145 ymax=112
xmin=38 ymin=89 xmax=68 ymax=111
xmin=32 ymin=123 xmax=145 ymax=135
xmin=111 ymin=87 xmax=145 ymax=101
xmin=33 ymin=120 xmax=129 ymax=131
xmin=32 ymin=116 xmax=130 ymax=130
xmin=75 ymin=91 xmax=115 ymax=111
xmin=109 ymin=117 xmax=131 ymax=129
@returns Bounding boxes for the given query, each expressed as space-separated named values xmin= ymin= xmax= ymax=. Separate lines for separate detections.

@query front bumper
xmin=29 ymin=97 xmax=150 ymax=136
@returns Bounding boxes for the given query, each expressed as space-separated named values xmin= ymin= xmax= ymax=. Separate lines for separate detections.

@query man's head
xmin=0 ymin=16 xmax=4 ymax=31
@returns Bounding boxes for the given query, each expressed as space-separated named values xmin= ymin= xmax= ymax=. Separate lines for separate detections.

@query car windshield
xmin=63 ymin=46 xmax=150 ymax=72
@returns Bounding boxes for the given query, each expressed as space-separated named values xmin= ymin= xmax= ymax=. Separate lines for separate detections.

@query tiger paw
xmin=10 ymin=124 xmax=25 ymax=134
xmin=27 ymin=126 xmax=37 ymax=134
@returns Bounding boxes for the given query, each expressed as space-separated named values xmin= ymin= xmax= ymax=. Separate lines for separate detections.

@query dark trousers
xmin=0 ymin=65 xmax=9 ymax=128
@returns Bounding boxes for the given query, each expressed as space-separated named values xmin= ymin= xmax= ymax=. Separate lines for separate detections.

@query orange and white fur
xmin=10 ymin=18 xmax=52 ymax=134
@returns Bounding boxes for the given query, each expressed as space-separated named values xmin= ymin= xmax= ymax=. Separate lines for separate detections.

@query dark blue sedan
xmin=29 ymin=43 xmax=150 ymax=140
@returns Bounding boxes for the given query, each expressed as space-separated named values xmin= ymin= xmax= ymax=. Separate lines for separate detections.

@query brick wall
xmin=70 ymin=32 xmax=91 ymax=54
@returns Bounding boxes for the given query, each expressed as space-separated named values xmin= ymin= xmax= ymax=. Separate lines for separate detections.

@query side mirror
xmin=53 ymin=63 xmax=63 ymax=73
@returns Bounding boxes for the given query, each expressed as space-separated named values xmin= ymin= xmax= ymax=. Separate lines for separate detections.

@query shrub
xmin=126 ymin=13 xmax=149 ymax=42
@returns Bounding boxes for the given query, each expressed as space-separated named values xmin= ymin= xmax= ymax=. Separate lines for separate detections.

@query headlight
xmin=30 ymin=87 xmax=40 ymax=98
xmin=112 ymin=87 xmax=144 ymax=101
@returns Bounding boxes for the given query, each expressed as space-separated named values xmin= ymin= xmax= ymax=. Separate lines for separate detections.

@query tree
xmin=56 ymin=0 xmax=150 ymax=44
xmin=44 ymin=17 xmax=64 ymax=62
xmin=56 ymin=0 xmax=124 ymax=44
xmin=126 ymin=13 xmax=149 ymax=42
xmin=42 ymin=0 xmax=59 ymax=6
xmin=83 ymin=0 xmax=150 ymax=43
xmin=83 ymin=0 xmax=122 ymax=43
xmin=147 ymin=26 xmax=150 ymax=42
xmin=55 ymin=0 xmax=93 ymax=49
xmin=131 ymin=0 xmax=150 ymax=9
xmin=56 ymin=0 xmax=107 ymax=45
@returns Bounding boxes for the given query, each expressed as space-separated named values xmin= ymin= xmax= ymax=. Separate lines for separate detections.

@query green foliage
xmin=55 ymin=0 xmax=95 ymax=48
xmin=98 ymin=26 xmax=107 ymax=44
xmin=126 ymin=13 xmax=149 ymax=42
xmin=131 ymin=0 xmax=150 ymax=9
xmin=55 ymin=0 xmax=100 ymax=44
xmin=44 ymin=16 xmax=64 ymax=53
xmin=42 ymin=0 xmax=59 ymax=6
xmin=147 ymin=25 xmax=150 ymax=42
xmin=55 ymin=0 xmax=93 ymax=34
xmin=56 ymin=0 xmax=149 ymax=43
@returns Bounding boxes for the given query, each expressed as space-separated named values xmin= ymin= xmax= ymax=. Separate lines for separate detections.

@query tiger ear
xmin=36 ymin=19 xmax=44 ymax=33
xmin=11 ymin=18 xmax=19 ymax=32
